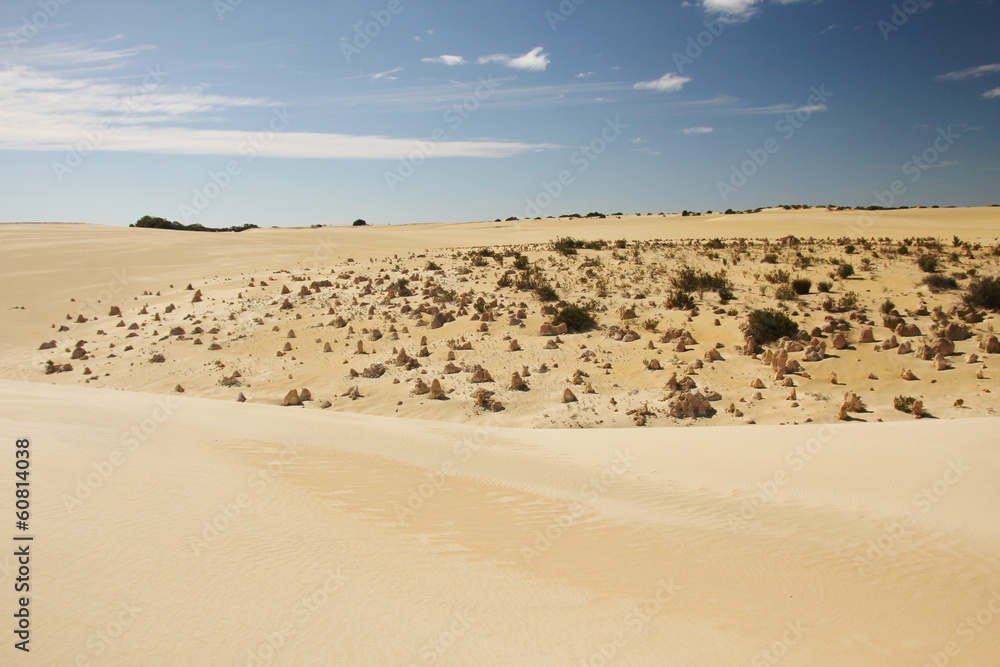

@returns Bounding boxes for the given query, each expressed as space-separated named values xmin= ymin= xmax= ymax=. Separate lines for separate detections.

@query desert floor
xmin=1 ymin=207 xmax=999 ymax=665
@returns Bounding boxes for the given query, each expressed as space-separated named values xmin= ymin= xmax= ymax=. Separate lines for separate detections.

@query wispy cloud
xmin=936 ymin=63 xmax=1000 ymax=81
xmin=634 ymin=72 xmax=691 ymax=93
xmin=421 ymin=55 xmax=466 ymax=66
xmin=477 ymin=46 xmax=550 ymax=72
xmin=985 ymin=87 xmax=1000 ymax=99
xmin=681 ymin=126 xmax=714 ymax=134
xmin=701 ymin=0 xmax=816 ymax=23
xmin=369 ymin=66 xmax=402 ymax=80
xmin=0 ymin=45 xmax=555 ymax=160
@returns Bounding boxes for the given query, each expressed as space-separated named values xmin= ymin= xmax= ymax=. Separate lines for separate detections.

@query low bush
xmin=964 ymin=276 xmax=1000 ymax=309
xmin=745 ymin=309 xmax=799 ymax=344
xmin=923 ymin=274 xmax=958 ymax=291
xmin=917 ymin=255 xmax=939 ymax=273
xmin=553 ymin=303 xmax=597 ymax=332
xmin=665 ymin=290 xmax=695 ymax=310
xmin=791 ymin=278 xmax=812 ymax=295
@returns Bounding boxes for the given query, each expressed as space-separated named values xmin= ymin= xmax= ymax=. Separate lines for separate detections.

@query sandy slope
xmin=1 ymin=208 xmax=998 ymax=429
xmin=1 ymin=209 xmax=999 ymax=665
xmin=1 ymin=380 xmax=999 ymax=666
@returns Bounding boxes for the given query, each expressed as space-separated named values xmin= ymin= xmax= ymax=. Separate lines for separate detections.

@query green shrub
xmin=470 ymin=255 xmax=488 ymax=267
xmin=880 ymin=298 xmax=895 ymax=315
xmin=817 ymin=281 xmax=833 ymax=293
xmin=665 ymin=290 xmax=695 ymax=310
xmin=923 ymin=274 xmax=958 ymax=291
xmin=512 ymin=254 xmax=529 ymax=270
xmin=838 ymin=291 xmax=859 ymax=311
xmin=535 ymin=284 xmax=559 ymax=302
xmin=496 ymin=273 xmax=512 ymax=288
xmin=642 ymin=318 xmax=659 ymax=332
xmin=425 ymin=261 xmax=441 ymax=271
xmin=894 ymin=395 xmax=917 ymax=413
xmin=669 ymin=266 xmax=732 ymax=295
xmin=917 ymin=255 xmax=939 ymax=273
xmin=552 ymin=303 xmax=597 ymax=332
xmin=762 ymin=253 xmax=779 ymax=264
xmin=837 ymin=263 xmax=855 ymax=279
xmin=791 ymin=278 xmax=811 ymax=295
xmin=775 ymin=284 xmax=797 ymax=300
xmin=764 ymin=269 xmax=791 ymax=284
xmin=553 ymin=237 xmax=580 ymax=256
xmin=964 ymin=276 xmax=1000 ymax=309
xmin=745 ymin=309 xmax=799 ymax=344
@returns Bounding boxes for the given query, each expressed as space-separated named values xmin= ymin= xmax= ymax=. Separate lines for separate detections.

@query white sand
xmin=1 ymin=208 xmax=999 ymax=665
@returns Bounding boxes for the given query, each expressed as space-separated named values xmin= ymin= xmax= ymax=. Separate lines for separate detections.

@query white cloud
xmin=681 ymin=126 xmax=714 ymax=134
xmin=575 ymin=71 xmax=595 ymax=79
xmin=701 ymin=0 xmax=814 ymax=22
xmin=477 ymin=47 xmax=550 ymax=72
xmin=634 ymin=72 xmax=691 ymax=93
xmin=0 ymin=54 xmax=555 ymax=160
xmin=370 ymin=67 xmax=402 ymax=80
xmin=421 ymin=55 xmax=466 ymax=66
xmin=936 ymin=63 xmax=1000 ymax=81
xmin=984 ymin=87 xmax=1000 ymax=99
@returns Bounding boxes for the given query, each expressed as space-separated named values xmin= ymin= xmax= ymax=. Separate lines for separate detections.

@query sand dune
xmin=1 ymin=208 xmax=999 ymax=665
xmin=2 ymin=380 xmax=999 ymax=665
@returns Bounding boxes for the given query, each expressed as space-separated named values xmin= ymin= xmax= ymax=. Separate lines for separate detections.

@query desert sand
xmin=1 ymin=207 xmax=999 ymax=665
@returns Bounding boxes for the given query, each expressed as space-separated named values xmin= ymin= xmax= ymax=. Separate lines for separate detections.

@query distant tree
xmin=352 ymin=219 xmax=367 ymax=226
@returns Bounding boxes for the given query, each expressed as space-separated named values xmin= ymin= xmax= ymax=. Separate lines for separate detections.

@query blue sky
xmin=1 ymin=0 xmax=997 ymax=227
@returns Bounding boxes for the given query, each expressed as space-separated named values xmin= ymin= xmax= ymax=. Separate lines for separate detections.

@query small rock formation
xmin=470 ymin=368 xmax=493 ymax=383
xmin=282 ymin=389 xmax=301 ymax=406
xmin=667 ymin=390 xmax=715 ymax=419
xmin=900 ymin=368 xmax=917 ymax=380
xmin=428 ymin=379 xmax=446 ymax=400
xmin=859 ymin=328 xmax=875 ymax=343
xmin=510 ymin=372 xmax=528 ymax=391
xmin=562 ymin=388 xmax=578 ymax=403
xmin=980 ymin=335 xmax=1000 ymax=354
